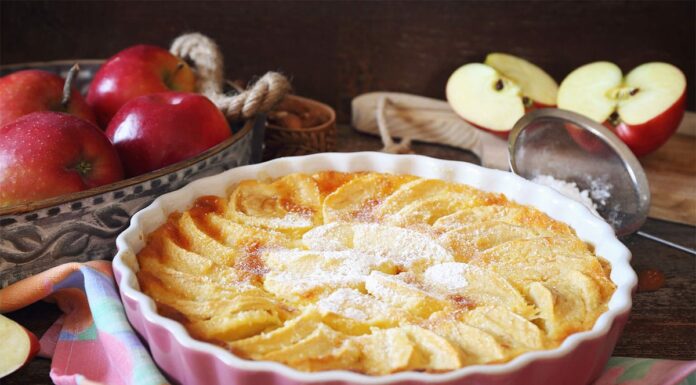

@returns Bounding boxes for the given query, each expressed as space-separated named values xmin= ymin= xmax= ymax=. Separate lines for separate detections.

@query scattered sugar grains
xmin=317 ymin=288 xmax=384 ymax=321
xmin=423 ymin=263 xmax=469 ymax=292
xmin=532 ymin=174 xmax=610 ymax=217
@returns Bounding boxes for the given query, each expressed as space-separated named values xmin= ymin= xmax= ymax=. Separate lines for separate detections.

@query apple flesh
xmin=0 ymin=68 xmax=96 ymax=128
xmin=0 ymin=112 xmax=124 ymax=207
xmin=558 ymin=62 xmax=686 ymax=157
xmin=446 ymin=53 xmax=558 ymax=136
xmin=0 ymin=314 xmax=40 ymax=378
xmin=106 ymin=92 xmax=232 ymax=177
xmin=87 ymin=44 xmax=196 ymax=127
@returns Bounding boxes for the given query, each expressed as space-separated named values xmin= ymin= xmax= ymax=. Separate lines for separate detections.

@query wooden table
xmin=4 ymin=124 xmax=695 ymax=384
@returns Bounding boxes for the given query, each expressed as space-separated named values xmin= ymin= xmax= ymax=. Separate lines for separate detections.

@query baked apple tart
xmin=136 ymin=171 xmax=615 ymax=375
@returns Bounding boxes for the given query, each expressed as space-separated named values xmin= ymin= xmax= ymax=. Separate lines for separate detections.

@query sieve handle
xmin=636 ymin=231 xmax=696 ymax=256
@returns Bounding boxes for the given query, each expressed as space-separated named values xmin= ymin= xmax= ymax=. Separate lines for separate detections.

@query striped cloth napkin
xmin=0 ymin=262 xmax=694 ymax=385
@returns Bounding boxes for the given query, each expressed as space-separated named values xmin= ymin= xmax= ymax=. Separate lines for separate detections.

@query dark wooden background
xmin=1 ymin=0 xmax=694 ymax=124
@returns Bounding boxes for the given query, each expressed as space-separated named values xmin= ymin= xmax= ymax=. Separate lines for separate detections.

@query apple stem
xmin=174 ymin=62 xmax=185 ymax=75
xmin=70 ymin=159 xmax=92 ymax=177
xmin=494 ymin=79 xmax=504 ymax=91
xmin=164 ymin=62 xmax=186 ymax=90
xmin=61 ymin=64 xmax=80 ymax=109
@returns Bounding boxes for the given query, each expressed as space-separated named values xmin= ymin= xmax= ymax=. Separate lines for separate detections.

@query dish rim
xmin=113 ymin=151 xmax=636 ymax=384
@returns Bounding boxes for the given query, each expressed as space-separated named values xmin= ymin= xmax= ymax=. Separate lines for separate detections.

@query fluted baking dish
xmin=113 ymin=152 xmax=636 ymax=385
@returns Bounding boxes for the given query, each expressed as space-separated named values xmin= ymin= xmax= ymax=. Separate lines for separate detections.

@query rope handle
xmin=170 ymin=33 xmax=292 ymax=120
xmin=376 ymin=96 xmax=413 ymax=154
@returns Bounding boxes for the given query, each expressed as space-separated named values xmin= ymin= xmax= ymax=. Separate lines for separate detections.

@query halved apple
xmin=0 ymin=314 xmax=40 ymax=378
xmin=446 ymin=53 xmax=558 ymax=136
xmin=558 ymin=61 xmax=686 ymax=156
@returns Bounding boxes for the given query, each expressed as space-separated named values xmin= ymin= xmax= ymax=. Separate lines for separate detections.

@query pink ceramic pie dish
xmin=113 ymin=152 xmax=637 ymax=385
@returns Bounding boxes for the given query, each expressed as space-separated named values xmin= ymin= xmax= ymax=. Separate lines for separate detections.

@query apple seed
xmin=608 ymin=111 xmax=621 ymax=126
xmin=522 ymin=96 xmax=533 ymax=108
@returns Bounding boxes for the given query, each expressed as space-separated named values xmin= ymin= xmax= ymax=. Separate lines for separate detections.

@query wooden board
xmin=642 ymin=112 xmax=696 ymax=225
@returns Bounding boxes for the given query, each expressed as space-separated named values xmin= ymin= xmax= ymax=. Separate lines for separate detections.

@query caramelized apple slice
xmin=528 ymin=269 xmax=603 ymax=341
xmin=322 ymin=173 xmax=417 ymax=222
xmin=402 ymin=325 xmax=462 ymax=371
xmin=463 ymin=306 xmax=545 ymax=352
xmin=227 ymin=173 xmax=321 ymax=233
xmin=437 ymin=221 xmax=549 ymax=261
xmin=434 ymin=204 xmax=573 ymax=235
xmin=425 ymin=311 xmax=506 ymax=365
xmin=230 ymin=308 xmax=322 ymax=357
xmin=365 ymin=271 xmax=445 ymax=318
xmin=356 ymin=328 xmax=415 ymax=375
xmin=472 ymin=237 xmax=614 ymax=299
xmin=262 ymin=323 xmax=344 ymax=364
xmin=423 ymin=263 xmax=535 ymax=319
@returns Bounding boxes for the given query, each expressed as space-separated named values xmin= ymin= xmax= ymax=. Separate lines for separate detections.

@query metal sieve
xmin=508 ymin=108 xmax=695 ymax=255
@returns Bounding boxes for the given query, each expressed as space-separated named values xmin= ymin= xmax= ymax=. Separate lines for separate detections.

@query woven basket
xmin=264 ymin=95 xmax=336 ymax=159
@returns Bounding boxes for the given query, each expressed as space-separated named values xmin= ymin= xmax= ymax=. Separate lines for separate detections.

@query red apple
xmin=0 ymin=315 xmax=40 ymax=377
xmin=446 ymin=53 xmax=559 ymax=137
xmin=87 ymin=44 xmax=196 ymax=127
xmin=105 ymin=92 xmax=232 ymax=177
xmin=0 ymin=66 xmax=96 ymax=128
xmin=558 ymin=62 xmax=686 ymax=157
xmin=0 ymin=112 xmax=124 ymax=207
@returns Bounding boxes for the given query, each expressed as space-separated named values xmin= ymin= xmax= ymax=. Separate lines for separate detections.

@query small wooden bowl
xmin=0 ymin=60 xmax=264 ymax=287
xmin=264 ymin=95 xmax=336 ymax=159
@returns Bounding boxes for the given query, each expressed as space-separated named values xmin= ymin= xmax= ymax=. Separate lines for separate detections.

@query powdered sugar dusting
xmin=317 ymin=288 xmax=386 ymax=321
xmin=590 ymin=178 xmax=612 ymax=206
xmin=424 ymin=263 xmax=470 ymax=292
xmin=303 ymin=223 xmax=454 ymax=269
xmin=263 ymin=249 xmax=390 ymax=296
xmin=532 ymin=175 xmax=603 ymax=217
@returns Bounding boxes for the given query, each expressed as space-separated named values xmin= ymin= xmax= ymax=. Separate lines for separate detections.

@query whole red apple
xmin=87 ymin=44 xmax=196 ymax=127
xmin=558 ymin=62 xmax=686 ymax=157
xmin=0 ymin=112 xmax=124 ymax=207
xmin=105 ymin=92 xmax=232 ymax=177
xmin=0 ymin=67 xmax=96 ymax=128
